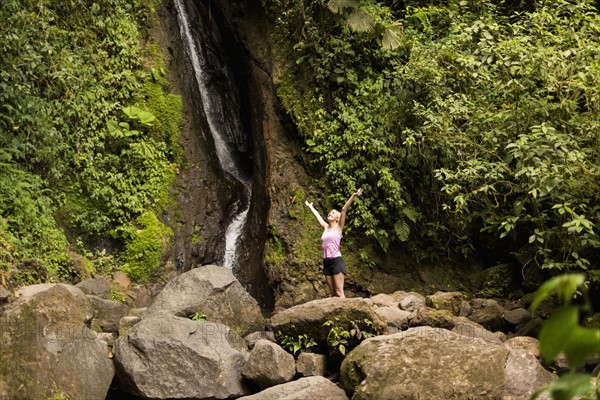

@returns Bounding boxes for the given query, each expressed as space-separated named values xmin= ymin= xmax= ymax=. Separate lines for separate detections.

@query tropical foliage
xmin=263 ymin=0 xmax=600 ymax=275
xmin=0 ymin=0 xmax=181 ymax=284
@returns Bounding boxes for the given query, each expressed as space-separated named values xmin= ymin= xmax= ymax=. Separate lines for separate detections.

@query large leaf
xmin=346 ymin=8 xmax=374 ymax=33
xmin=529 ymin=274 xmax=586 ymax=313
xmin=327 ymin=0 xmax=358 ymax=14
xmin=394 ymin=219 xmax=410 ymax=242
xmin=382 ymin=24 xmax=403 ymax=50
xmin=538 ymin=306 xmax=600 ymax=369
xmin=531 ymin=372 xmax=596 ymax=400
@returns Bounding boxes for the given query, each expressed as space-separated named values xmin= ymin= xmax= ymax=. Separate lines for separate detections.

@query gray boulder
xmin=144 ymin=265 xmax=264 ymax=336
xmin=75 ymin=278 xmax=111 ymax=299
xmin=0 ymin=283 xmax=114 ymax=400
xmin=504 ymin=307 xmax=532 ymax=327
xmin=505 ymin=336 xmax=540 ymax=358
xmin=245 ymin=331 xmax=276 ymax=349
xmin=369 ymin=293 xmax=398 ymax=307
xmin=87 ymin=295 xmax=130 ymax=333
xmin=114 ymin=314 xmax=250 ymax=399
xmin=297 ymin=353 xmax=328 ymax=377
xmin=241 ymin=339 xmax=296 ymax=389
xmin=270 ymin=297 xmax=386 ymax=352
xmin=426 ymin=291 xmax=466 ymax=315
xmin=469 ymin=298 xmax=507 ymax=332
xmin=452 ymin=322 xmax=504 ymax=345
xmin=0 ymin=285 xmax=10 ymax=303
xmin=375 ymin=306 xmax=411 ymax=331
xmin=238 ymin=376 xmax=349 ymax=400
xmin=503 ymin=346 xmax=556 ymax=399
xmin=408 ymin=306 xmax=478 ymax=330
xmin=341 ymin=326 xmax=555 ymax=400
xmin=399 ymin=293 xmax=426 ymax=311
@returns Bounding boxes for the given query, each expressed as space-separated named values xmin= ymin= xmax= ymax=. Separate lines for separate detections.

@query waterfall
xmin=173 ymin=0 xmax=251 ymax=271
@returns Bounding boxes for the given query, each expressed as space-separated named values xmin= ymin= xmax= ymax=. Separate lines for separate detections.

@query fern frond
xmin=327 ymin=0 xmax=359 ymax=14
xmin=346 ymin=7 xmax=375 ymax=33
xmin=382 ymin=23 xmax=403 ymax=50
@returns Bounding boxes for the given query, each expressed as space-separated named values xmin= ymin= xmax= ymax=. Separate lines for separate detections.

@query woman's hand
xmin=354 ymin=188 xmax=363 ymax=197
xmin=305 ymin=200 xmax=313 ymax=207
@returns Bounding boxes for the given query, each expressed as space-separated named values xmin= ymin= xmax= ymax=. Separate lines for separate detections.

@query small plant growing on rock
xmin=277 ymin=332 xmax=317 ymax=356
xmin=324 ymin=318 xmax=377 ymax=356
xmin=190 ymin=312 xmax=207 ymax=322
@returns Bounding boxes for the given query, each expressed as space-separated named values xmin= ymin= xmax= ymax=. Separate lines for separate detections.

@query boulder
xmin=118 ymin=316 xmax=140 ymax=337
xmin=399 ymin=293 xmax=426 ymax=312
xmin=504 ymin=307 xmax=532 ymax=327
xmin=114 ymin=314 xmax=250 ymax=399
xmin=459 ymin=300 xmax=474 ymax=317
xmin=469 ymin=298 xmax=507 ymax=332
xmin=0 ymin=285 xmax=10 ymax=303
xmin=503 ymin=346 xmax=556 ymax=399
xmin=408 ymin=307 xmax=478 ymax=330
xmin=245 ymin=331 xmax=276 ymax=349
xmin=369 ymin=293 xmax=398 ymax=308
xmin=237 ymin=376 xmax=349 ymax=400
xmin=296 ymin=353 xmax=328 ymax=377
xmin=426 ymin=291 xmax=466 ymax=315
xmin=374 ymin=306 xmax=411 ymax=331
xmin=504 ymin=336 xmax=540 ymax=357
xmin=87 ymin=295 xmax=130 ymax=333
xmin=270 ymin=297 xmax=386 ymax=352
xmin=341 ymin=327 xmax=554 ymax=400
xmin=241 ymin=339 xmax=296 ymax=389
xmin=0 ymin=283 xmax=114 ymax=400
xmin=75 ymin=278 xmax=111 ymax=299
xmin=514 ymin=317 xmax=544 ymax=337
xmin=451 ymin=322 xmax=504 ymax=345
xmin=144 ymin=265 xmax=264 ymax=336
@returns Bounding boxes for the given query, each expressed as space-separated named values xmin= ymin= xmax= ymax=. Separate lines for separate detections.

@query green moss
xmin=478 ymin=264 xmax=514 ymax=298
xmin=265 ymin=227 xmax=287 ymax=266
xmin=120 ymin=211 xmax=173 ymax=282
xmin=191 ymin=225 xmax=202 ymax=245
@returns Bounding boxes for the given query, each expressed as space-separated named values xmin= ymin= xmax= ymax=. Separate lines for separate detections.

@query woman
xmin=305 ymin=188 xmax=363 ymax=297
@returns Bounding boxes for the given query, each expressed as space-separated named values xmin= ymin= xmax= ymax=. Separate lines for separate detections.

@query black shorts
xmin=323 ymin=257 xmax=346 ymax=276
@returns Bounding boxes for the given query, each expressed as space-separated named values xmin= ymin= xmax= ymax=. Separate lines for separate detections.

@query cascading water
xmin=173 ymin=0 xmax=251 ymax=271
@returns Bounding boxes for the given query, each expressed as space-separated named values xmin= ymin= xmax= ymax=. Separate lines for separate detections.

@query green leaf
xmin=394 ymin=219 xmax=410 ymax=242
xmin=530 ymin=274 xmax=586 ymax=313
xmin=543 ymin=372 xmax=596 ymax=400
xmin=538 ymin=306 xmax=579 ymax=363
xmin=327 ymin=0 xmax=358 ymax=14
xmin=382 ymin=24 xmax=403 ymax=50
xmin=137 ymin=110 xmax=156 ymax=125
xmin=122 ymin=106 xmax=140 ymax=119
xmin=346 ymin=8 xmax=374 ymax=33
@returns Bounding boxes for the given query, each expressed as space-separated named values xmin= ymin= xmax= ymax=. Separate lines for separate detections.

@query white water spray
xmin=174 ymin=0 xmax=251 ymax=270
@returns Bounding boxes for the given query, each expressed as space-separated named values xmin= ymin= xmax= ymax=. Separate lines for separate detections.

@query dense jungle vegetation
xmin=0 ymin=0 xmax=180 ymax=286
xmin=0 ymin=0 xmax=599 ymax=294
xmin=262 ymin=0 xmax=600 ymax=284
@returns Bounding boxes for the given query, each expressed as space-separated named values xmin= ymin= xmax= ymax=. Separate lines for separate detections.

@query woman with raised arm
xmin=305 ymin=188 xmax=363 ymax=298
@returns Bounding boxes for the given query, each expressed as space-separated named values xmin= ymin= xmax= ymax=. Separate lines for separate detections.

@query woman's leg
xmin=325 ymin=275 xmax=335 ymax=296
xmin=332 ymin=273 xmax=345 ymax=298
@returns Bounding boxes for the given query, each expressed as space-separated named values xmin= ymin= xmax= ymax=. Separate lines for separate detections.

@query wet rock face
xmin=160 ymin=0 xmax=274 ymax=310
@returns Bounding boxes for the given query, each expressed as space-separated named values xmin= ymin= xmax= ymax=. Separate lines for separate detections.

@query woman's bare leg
xmin=325 ymin=275 xmax=335 ymax=296
xmin=332 ymin=273 xmax=345 ymax=298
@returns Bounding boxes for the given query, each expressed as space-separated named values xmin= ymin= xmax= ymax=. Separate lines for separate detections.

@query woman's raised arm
xmin=305 ymin=200 xmax=328 ymax=228
xmin=339 ymin=188 xmax=363 ymax=229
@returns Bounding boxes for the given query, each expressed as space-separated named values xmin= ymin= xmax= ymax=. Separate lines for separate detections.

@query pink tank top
xmin=322 ymin=229 xmax=342 ymax=259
